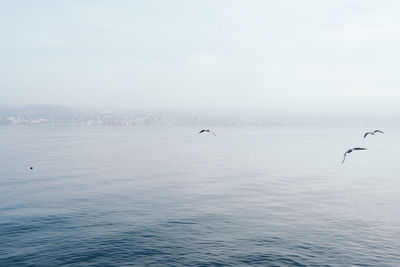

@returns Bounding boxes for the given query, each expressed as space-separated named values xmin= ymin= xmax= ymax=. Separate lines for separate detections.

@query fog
xmin=1 ymin=1 xmax=400 ymax=115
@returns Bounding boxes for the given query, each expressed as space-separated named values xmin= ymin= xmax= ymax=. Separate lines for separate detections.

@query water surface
xmin=1 ymin=125 xmax=400 ymax=266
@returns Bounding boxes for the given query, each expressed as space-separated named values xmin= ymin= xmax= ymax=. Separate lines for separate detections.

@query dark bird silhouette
xmin=342 ymin=147 xmax=367 ymax=164
xmin=199 ymin=129 xmax=216 ymax=136
xmin=364 ymin=130 xmax=384 ymax=138
xmin=30 ymin=167 xmax=33 ymax=170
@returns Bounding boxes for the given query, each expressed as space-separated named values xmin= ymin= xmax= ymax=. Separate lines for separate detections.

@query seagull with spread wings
xmin=342 ymin=147 xmax=367 ymax=164
xmin=199 ymin=129 xmax=216 ymax=136
xmin=364 ymin=130 xmax=384 ymax=138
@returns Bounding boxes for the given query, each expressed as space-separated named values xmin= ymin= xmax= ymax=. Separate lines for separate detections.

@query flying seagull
xmin=199 ymin=129 xmax=216 ymax=136
xmin=342 ymin=147 xmax=367 ymax=164
xmin=364 ymin=130 xmax=384 ymax=138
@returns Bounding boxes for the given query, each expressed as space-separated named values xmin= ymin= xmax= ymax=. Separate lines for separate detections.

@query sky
xmin=1 ymin=0 xmax=400 ymax=114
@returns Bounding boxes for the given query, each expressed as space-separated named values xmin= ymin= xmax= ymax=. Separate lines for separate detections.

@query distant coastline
xmin=0 ymin=104 xmax=397 ymax=127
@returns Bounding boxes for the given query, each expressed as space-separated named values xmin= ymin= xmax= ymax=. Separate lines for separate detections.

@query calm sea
xmin=1 ymin=125 xmax=400 ymax=266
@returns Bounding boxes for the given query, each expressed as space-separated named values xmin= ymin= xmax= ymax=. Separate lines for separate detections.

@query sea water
xmin=1 ymin=125 xmax=400 ymax=266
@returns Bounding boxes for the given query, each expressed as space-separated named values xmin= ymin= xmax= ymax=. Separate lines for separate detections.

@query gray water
xmin=1 ymin=125 xmax=400 ymax=266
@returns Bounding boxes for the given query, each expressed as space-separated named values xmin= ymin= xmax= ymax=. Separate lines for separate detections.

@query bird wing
xmin=199 ymin=130 xmax=205 ymax=134
xmin=342 ymin=152 xmax=347 ymax=164
xmin=353 ymin=147 xmax=367 ymax=150
xmin=363 ymin=132 xmax=372 ymax=138
xmin=210 ymin=131 xmax=216 ymax=136
xmin=374 ymin=130 xmax=384 ymax=134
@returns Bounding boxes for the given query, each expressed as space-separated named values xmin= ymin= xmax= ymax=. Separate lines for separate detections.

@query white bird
xmin=199 ymin=129 xmax=216 ymax=136
xmin=342 ymin=147 xmax=367 ymax=164
xmin=364 ymin=130 xmax=384 ymax=139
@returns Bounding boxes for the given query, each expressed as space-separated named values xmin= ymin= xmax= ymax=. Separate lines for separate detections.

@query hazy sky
xmin=1 ymin=0 xmax=400 ymax=113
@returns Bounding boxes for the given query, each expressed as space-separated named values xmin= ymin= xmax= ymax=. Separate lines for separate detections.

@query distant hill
xmin=0 ymin=104 xmax=74 ymax=123
xmin=0 ymin=105 xmax=398 ymax=126
xmin=22 ymin=104 xmax=72 ymax=113
xmin=20 ymin=105 xmax=73 ymax=120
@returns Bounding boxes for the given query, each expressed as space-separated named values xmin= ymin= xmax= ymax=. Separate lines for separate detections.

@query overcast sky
xmin=1 ymin=0 xmax=400 ymax=113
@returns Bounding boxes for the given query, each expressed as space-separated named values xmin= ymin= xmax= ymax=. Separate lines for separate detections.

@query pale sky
xmin=1 ymin=0 xmax=400 ymax=113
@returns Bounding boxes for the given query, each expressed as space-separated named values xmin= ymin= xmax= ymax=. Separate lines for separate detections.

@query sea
xmin=1 ymin=125 xmax=400 ymax=266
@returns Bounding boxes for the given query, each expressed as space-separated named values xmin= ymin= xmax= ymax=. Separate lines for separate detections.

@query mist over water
xmin=2 ymin=1 xmax=400 ymax=113
xmin=1 ymin=125 xmax=400 ymax=266
xmin=2 ymin=1 xmax=400 ymax=265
